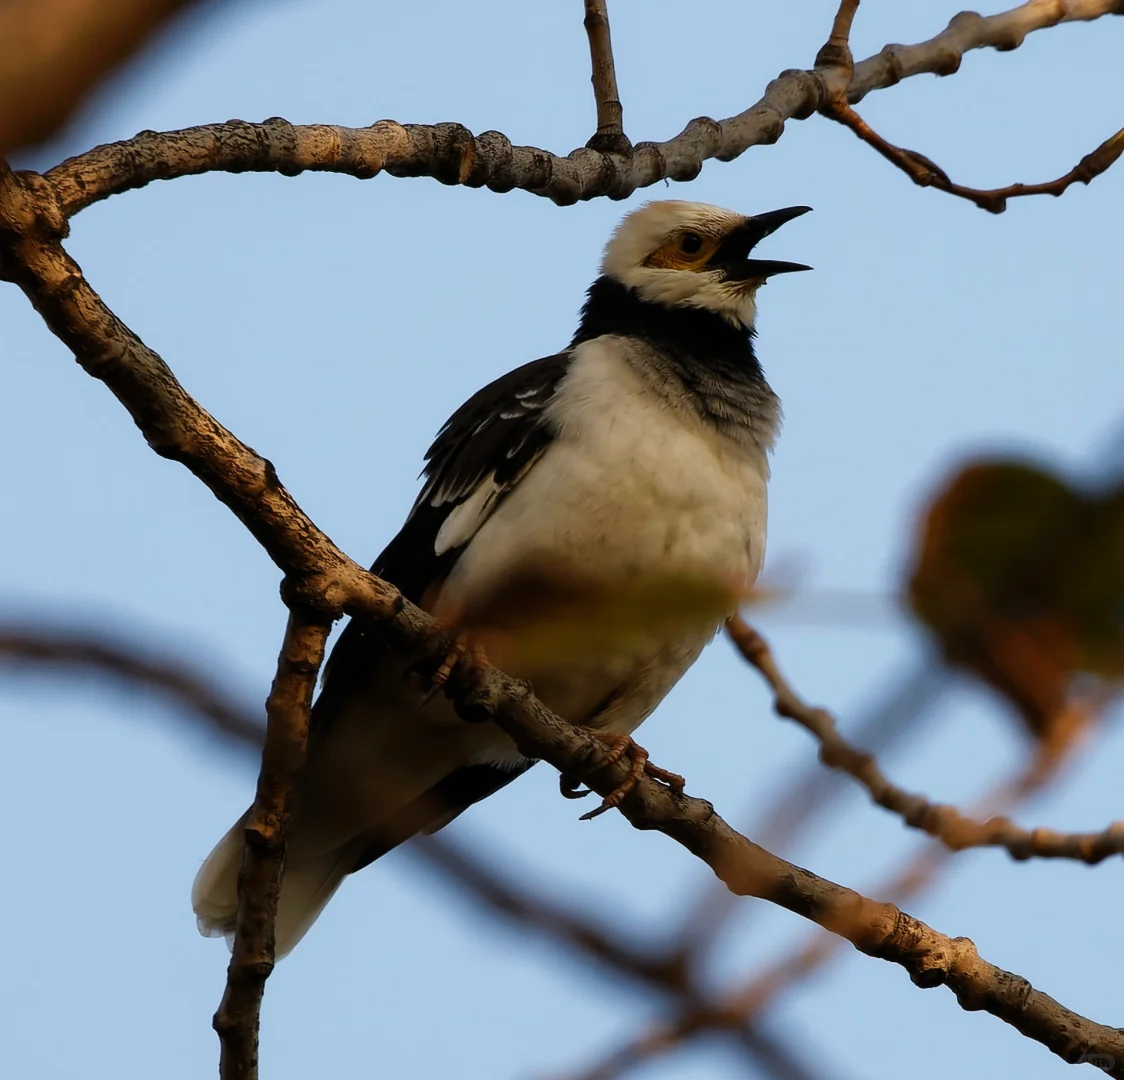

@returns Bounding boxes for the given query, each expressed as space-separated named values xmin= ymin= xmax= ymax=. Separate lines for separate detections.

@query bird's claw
xmin=559 ymin=773 xmax=594 ymax=800
xmin=416 ymin=629 xmax=489 ymax=705
xmin=577 ymin=733 xmax=686 ymax=821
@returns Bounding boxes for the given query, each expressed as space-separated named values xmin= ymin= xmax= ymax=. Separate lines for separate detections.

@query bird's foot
xmin=416 ymin=628 xmax=489 ymax=705
xmin=564 ymin=733 xmax=685 ymax=821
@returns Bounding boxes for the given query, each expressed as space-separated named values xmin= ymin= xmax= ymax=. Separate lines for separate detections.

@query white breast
xmin=442 ymin=337 xmax=771 ymax=621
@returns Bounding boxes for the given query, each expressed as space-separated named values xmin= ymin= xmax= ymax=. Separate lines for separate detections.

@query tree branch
xmin=36 ymin=0 xmax=1122 ymax=218
xmin=212 ymin=607 xmax=330 ymax=1080
xmin=818 ymin=0 xmax=1124 ymax=211
xmin=726 ymin=618 xmax=1124 ymax=863
xmin=827 ymin=106 xmax=1124 ymax=213
xmin=582 ymin=0 xmax=630 ymax=154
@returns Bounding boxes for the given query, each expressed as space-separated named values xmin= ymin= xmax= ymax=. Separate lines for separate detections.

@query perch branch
xmin=726 ymin=617 xmax=1124 ymax=863
xmin=212 ymin=608 xmax=330 ymax=1080
xmin=35 ymin=0 xmax=1123 ymax=217
xmin=582 ymin=0 xmax=630 ymax=153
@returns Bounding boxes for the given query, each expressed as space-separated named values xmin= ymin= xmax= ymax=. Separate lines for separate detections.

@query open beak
xmin=711 ymin=205 xmax=813 ymax=280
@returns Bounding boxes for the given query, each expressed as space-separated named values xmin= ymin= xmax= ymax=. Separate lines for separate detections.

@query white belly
xmin=436 ymin=338 xmax=770 ymax=727
xmin=442 ymin=338 xmax=770 ymax=620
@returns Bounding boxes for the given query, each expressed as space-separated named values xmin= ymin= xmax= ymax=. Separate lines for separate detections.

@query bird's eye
xmin=679 ymin=232 xmax=703 ymax=255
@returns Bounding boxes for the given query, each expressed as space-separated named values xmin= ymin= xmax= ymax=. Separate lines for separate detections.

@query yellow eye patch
xmin=642 ymin=231 xmax=722 ymax=271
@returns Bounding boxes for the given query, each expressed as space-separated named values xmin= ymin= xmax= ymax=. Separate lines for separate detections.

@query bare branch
xmin=727 ymin=617 xmax=1124 ymax=863
xmin=0 ymin=623 xmax=263 ymax=748
xmin=814 ymin=0 xmax=860 ymax=78
xmin=0 ymin=0 xmax=211 ymax=155
xmin=818 ymin=0 xmax=1124 ymax=211
xmin=414 ymin=835 xmax=687 ymax=990
xmin=4 ymin=155 xmax=1124 ymax=1077
xmin=582 ymin=0 xmax=629 ymax=154
xmin=37 ymin=0 xmax=1123 ymax=217
xmin=825 ymin=105 xmax=1124 ymax=213
xmin=847 ymin=0 xmax=1124 ymax=105
xmin=212 ymin=608 xmax=330 ymax=1080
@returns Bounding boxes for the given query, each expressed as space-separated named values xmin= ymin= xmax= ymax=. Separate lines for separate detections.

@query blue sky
xmin=2 ymin=2 xmax=1122 ymax=1078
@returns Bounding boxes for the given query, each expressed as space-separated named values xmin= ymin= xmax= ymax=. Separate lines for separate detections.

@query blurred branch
xmin=3 ymin=149 xmax=1124 ymax=1079
xmin=582 ymin=0 xmax=629 ymax=154
xmin=32 ymin=0 xmax=1121 ymax=216
xmin=0 ymin=0 xmax=211 ymax=156
xmin=0 ymin=618 xmax=816 ymax=1080
xmin=0 ymin=623 xmax=263 ymax=746
xmin=213 ymin=608 xmax=330 ymax=1080
xmin=415 ymin=834 xmax=687 ymax=990
xmin=727 ymin=618 xmax=1124 ymax=863
xmin=418 ymin=835 xmax=834 ymax=1080
xmin=817 ymin=0 xmax=1124 ymax=212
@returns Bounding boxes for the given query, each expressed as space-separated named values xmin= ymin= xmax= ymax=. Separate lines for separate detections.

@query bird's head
xmin=601 ymin=200 xmax=811 ymax=328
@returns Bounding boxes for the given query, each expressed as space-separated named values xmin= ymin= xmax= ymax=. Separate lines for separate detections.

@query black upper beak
xmin=712 ymin=205 xmax=813 ymax=280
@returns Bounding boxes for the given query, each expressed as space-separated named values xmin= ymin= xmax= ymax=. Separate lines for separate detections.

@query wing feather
xmin=311 ymin=351 xmax=570 ymax=733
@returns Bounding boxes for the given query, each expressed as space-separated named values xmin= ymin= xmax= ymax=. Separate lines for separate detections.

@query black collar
xmin=569 ymin=275 xmax=762 ymax=380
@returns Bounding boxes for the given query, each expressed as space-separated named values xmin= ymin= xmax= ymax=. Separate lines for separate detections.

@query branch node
xmin=582 ymin=0 xmax=628 ymax=149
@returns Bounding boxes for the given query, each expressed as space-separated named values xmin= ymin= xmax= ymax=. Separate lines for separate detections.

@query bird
xmin=192 ymin=199 xmax=811 ymax=957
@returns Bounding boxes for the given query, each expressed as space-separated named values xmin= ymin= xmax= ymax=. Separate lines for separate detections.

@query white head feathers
xmin=601 ymin=200 xmax=810 ymax=328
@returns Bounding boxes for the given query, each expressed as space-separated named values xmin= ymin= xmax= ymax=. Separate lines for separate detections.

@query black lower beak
xmin=712 ymin=205 xmax=813 ymax=280
xmin=742 ymin=258 xmax=813 ymax=278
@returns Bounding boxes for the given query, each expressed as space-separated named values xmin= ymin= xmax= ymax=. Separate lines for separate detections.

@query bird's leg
xmin=579 ymin=733 xmax=686 ymax=821
xmin=415 ymin=626 xmax=489 ymax=706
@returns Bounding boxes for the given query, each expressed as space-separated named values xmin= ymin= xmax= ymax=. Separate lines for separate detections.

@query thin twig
xmin=212 ymin=608 xmax=331 ymax=1080
xmin=726 ymin=617 xmax=1124 ymax=862
xmin=814 ymin=0 xmax=860 ymax=77
xmin=581 ymin=0 xmax=629 ymax=153
xmin=826 ymin=104 xmax=1124 ymax=213
xmin=815 ymin=0 xmax=1124 ymax=211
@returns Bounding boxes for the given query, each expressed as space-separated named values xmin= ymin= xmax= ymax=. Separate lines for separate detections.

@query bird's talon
xmin=577 ymin=734 xmax=684 ymax=821
xmin=417 ymin=632 xmax=488 ymax=705
xmin=559 ymin=774 xmax=593 ymax=800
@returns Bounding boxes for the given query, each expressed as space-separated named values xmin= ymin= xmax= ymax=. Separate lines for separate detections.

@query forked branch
xmin=817 ymin=0 xmax=1124 ymax=211
xmin=726 ymin=618 xmax=1124 ymax=863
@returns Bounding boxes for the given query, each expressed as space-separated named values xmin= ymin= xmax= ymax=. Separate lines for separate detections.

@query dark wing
xmin=348 ymin=761 xmax=536 ymax=873
xmin=307 ymin=353 xmax=571 ymax=860
xmin=372 ymin=350 xmax=568 ymax=606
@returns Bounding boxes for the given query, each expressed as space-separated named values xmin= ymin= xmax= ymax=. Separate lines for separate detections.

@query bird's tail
xmin=191 ymin=811 xmax=357 ymax=959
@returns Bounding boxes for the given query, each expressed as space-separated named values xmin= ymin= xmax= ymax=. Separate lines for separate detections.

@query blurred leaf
xmin=906 ymin=460 xmax=1124 ymax=737
xmin=451 ymin=566 xmax=747 ymax=674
